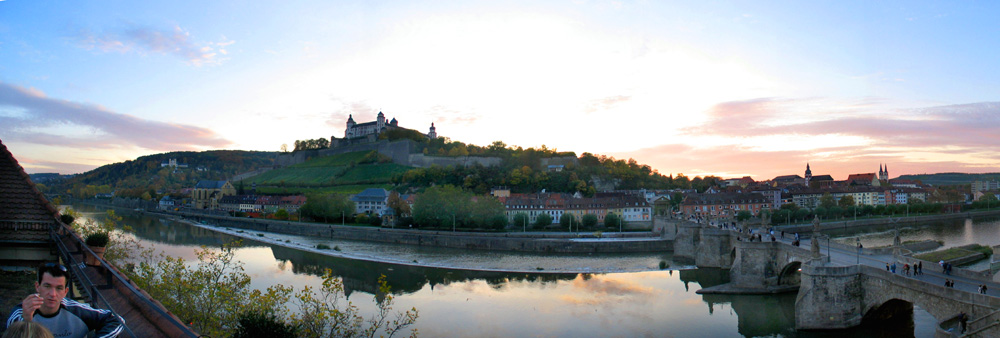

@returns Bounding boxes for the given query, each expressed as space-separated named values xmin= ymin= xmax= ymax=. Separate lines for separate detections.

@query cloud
xmin=584 ymin=95 xmax=631 ymax=113
xmin=664 ymin=98 xmax=1000 ymax=179
xmin=0 ymin=82 xmax=231 ymax=151
xmin=689 ymin=98 xmax=1000 ymax=150
xmin=426 ymin=105 xmax=480 ymax=126
xmin=75 ymin=25 xmax=232 ymax=66
xmin=325 ymin=100 xmax=378 ymax=127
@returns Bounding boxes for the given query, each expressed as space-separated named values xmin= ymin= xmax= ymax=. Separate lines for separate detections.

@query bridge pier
xmin=795 ymin=262 xmax=865 ymax=329
xmin=673 ymin=222 xmax=735 ymax=268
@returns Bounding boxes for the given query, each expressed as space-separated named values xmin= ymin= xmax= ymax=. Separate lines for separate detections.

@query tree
xmin=300 ymin=193 xmax=355 ymax=223
xmin=127 ymin=241 xmax=292 ymax=337
xmin=603 ymin=213 xmax=620 ymax=228
xmin=291 ymin=271 xmax=418 ymax=338
xmin=559 ymin=213 xmax=577 ymax=229
xmin=736 ymin=210 xmax=752 ymax=222
xmin=838 ymin=195 xmax=856 ymax=208
xmin=369 ymin=214 xmax=383 ymax=227
xmin=387 ymin=191 xmax=411 ymax=218
xmin=535 ymin=213 xmax=553 ymax=228
xmin=818 ymin=193 xmax=836 ymax=209
xmin=274 ymin=209 xmax=289 ymax=220
xmin=412 ymin=185 xmax=505 ymax=229
xmin=233 ymin=310 xmax=299 ymax=338
xmin=582 ymin=214 xmax=598 ymax=228
xmin=513 ymin=212 xmax=530 ymax=230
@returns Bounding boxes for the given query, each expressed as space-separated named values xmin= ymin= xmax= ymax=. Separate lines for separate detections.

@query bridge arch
xmin=777 ymin=261 xmax=802 ymax=286
xmin=862 ymin=298 xmax=914 ymax=325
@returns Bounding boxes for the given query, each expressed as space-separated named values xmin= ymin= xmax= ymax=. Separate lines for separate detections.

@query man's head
xmin=34 ymin=263 xmax=69 ymax=314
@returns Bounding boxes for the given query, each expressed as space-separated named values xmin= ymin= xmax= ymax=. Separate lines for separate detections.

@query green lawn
xmin=245 ymin=150 xmax=413 ymax=189
xmin=914 ymin=245 xmax=991 ymax=263
xmin=289 ymin=151 xmax=371 ymax=168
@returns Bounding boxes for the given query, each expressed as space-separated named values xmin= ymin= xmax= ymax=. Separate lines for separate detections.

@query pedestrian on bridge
xmin=890 ymin=262 xmax=896 ymax=274
xmin=886 ymin=263 xmax=890 ymax=271
xmin=903 ymin=263 xmax=910 ymax=276
xmin=960 ymin=311 xmax=969 ymax=333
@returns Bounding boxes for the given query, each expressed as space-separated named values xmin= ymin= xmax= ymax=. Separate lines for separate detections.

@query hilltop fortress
xmin=276 ymin=113 xmax=500 ymax=168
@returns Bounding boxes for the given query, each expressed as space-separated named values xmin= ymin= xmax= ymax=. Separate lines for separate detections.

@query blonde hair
xmin=2 ymin=321 xmax=54 ymax=338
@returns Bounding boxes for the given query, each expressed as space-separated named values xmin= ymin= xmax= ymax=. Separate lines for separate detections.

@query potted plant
xmin=84 ymin=232 xmax=109 ymax=266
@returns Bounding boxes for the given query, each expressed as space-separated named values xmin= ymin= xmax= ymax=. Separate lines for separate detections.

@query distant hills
xmin=45 ymin=139 xmax=1000 ymax=200
xmin=896 ymin=173 xmax=1000 ymax=186
xmin=56 ymin=150 xmax=276 ymax=199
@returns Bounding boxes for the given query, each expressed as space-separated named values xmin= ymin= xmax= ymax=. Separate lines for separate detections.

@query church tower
xmin=428 ymin=123 xmax=437 ymax=139
xmin=805 ymin=163 xmax=813 ymax=187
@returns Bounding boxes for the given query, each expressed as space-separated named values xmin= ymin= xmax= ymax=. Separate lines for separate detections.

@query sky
xmin=2 ymin=1 xmax=999 ymax=180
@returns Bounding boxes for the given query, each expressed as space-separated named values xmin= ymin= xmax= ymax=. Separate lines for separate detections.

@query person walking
xmin=960 ymin=311 xmax=969 ymax=333
xmin=886 ymin=262 xmax=890 ymax=271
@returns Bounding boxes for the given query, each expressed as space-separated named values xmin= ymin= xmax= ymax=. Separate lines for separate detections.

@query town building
xmin=680 ymin=192 xmax=770 ymax=219
xmin=352 ymin=188 xmax=390 ymax=216
xmin=973 ymin=181 xmax=1000 ymax=195
xmin=191 ymin=180 xmax=236 ymax=209
xmin=502 ymin=192 xmax=651 ymax=225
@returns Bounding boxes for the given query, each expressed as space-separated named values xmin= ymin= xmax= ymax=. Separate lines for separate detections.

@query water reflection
xmin=70 ymin=204 xmax=944 ymax=337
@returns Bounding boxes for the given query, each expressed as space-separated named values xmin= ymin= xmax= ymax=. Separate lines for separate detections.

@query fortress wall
xmin=406 ymin=154 xmax=502 ymax=168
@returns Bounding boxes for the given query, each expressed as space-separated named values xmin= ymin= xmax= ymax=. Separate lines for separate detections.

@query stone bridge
xmin=673 ymin=220 xmax=1000 ymax=336
xmin=797 ymin=263 xmax=1000 ymax=331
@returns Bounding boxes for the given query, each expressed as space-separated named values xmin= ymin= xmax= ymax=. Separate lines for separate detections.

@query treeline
xmin=411 ymin=185 xmax=507 ymax=230
xmin=293 ymin=138 xmax=330 ymax=151
xmin=392 ymin=143 xmax=721 ymax=195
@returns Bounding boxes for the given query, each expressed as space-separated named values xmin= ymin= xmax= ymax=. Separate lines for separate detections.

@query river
xmin=69 ymin=204 xmax=948 ymax=337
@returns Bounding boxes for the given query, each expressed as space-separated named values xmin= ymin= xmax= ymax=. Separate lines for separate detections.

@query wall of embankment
xmin=776 ymin=209 xmax=1000 ymax=234
xmin=149 ymin=210 xmax=673 ymax=254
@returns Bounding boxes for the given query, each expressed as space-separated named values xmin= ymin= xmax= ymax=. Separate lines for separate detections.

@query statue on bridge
xmin=811 ymin=215 xmax=821 ymax=258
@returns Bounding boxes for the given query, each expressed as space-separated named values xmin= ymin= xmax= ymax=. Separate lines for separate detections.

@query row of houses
xmin=681 ymin=186 xmax=931 ymax=219
xmin=217 ymin=195 xmax=307 ymax=214
xmin=500 ymin=192 xmax=652 ymax=224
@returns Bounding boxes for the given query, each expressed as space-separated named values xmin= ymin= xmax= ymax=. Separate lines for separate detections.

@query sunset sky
xmin=2 ymin=1 xmax=999 ymax=180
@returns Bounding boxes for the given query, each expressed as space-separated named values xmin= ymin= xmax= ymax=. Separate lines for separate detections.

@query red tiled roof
xmin=0 ymin=139 xmax=59 ymax=222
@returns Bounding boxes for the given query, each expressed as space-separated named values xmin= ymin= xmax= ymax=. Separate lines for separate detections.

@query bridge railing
xmin=968 ymin=308 xmax=1000 ymax=334
xmin=49 ymin=222 xmax=200 ymax=337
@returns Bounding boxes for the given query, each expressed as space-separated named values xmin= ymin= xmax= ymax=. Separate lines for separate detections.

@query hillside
xmin=246 ymin=151 xmax=412 ymax=194
xmin=60 ymin=150 xmax=277 ymax=198
xmin=896 ymin=173 xmax=1000 ymax=186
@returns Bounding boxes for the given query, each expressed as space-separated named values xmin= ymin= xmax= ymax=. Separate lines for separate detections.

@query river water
xmin=70 ymin=204 xmax=953 ymax=337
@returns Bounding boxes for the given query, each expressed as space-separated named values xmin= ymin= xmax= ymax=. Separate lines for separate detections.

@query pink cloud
xmin=623 ymin=98 xmax=1000 ymax=179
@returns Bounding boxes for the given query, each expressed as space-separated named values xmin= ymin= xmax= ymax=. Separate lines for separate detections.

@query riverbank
xmin=169 ymin=215 xmax=680 ymax=274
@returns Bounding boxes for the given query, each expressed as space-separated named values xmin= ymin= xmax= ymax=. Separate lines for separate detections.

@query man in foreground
xmin=4 ymin=263 xmax=124 ymax=338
